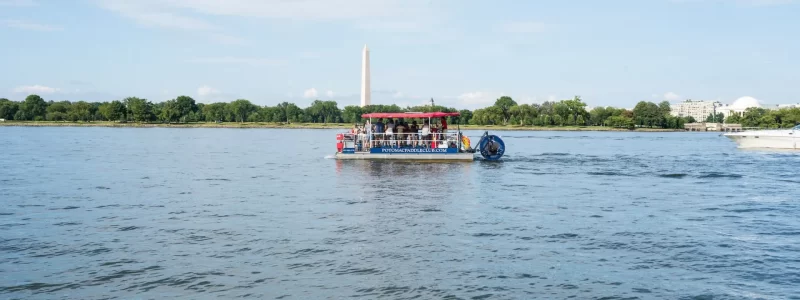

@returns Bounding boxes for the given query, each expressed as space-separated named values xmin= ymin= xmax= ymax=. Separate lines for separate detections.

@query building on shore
xmin=714 ymin=96 xmax=762 ymax=120
xmin=670 ymin=100 xmax=726 ymax=121
xmin=685 ymin=122 xmax=743 ymax=132
xmin=671 ymin=96 xmax=768 ymax=122
xmin=771 ymin=103 xmax=800 ymax=109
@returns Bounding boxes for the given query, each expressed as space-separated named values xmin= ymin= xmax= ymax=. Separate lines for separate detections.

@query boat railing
xmin=338 ymin=132 xmax=464 ymax=152
xmin=740 ymin=126 xmax=798 ymax=132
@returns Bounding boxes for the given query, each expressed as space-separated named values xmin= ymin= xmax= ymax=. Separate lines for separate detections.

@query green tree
xmin=341 ymin=105 xmax=363 ymax=124
xmin=741 ymin=107 xmax=766 ymax=127
xmin=589 ymin=107 xmax=608 ymax=126
xmin=493 ymin=96 xmax=517 ymax=124
xmin=510 ymin=104 xmax=538 ymax=125
xmin=159 ymin=99 xmax=180 ymax=123
xmin=124 ymin=97 xmax=153 ymax=122
xmin=458 ymin=109 xmax=473 ymax=124
xmin=563 ymin=96 xmax=588 ymax=125
xmin=0 ymin=98 xmax=19 ymax=120
xmin=725 ymin=113 xmax=742 ymax=124
xmin=203 ymin=102 xmax=227 ymax=122
xmin=705 ymin=112 xmax=724 ymax=123
xmin=306 ymin=100 xmax=341 ymax=123
xmin=21 ymin=94 xmax=48 ymax=120
xmin=284 ymin=102 xmax=303 ymax=122
xmin=658 ymin=101 xmax=671 ymax=116
xmin=195 ymin=103 xmax=206 ymax=122
xmin=67 ymin=101 xmax=93 ymax=122
xmin=229 ymin=99 xmax=258 ymax=122
xmin=606 ymin=115 xmax=634 ymax=129
xmin=46 ymin=101 xmax=71 ymax=121
xmin=100 ymin=100 xmax=126 ymax=122
xmin=174 ymin=95 xmax=197 ymax=122
xmin=632 ymin=101 xmax=662 ymax=127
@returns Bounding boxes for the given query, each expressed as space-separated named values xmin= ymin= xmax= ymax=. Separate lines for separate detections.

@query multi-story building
xmin=772 ymin=103 xmax=800 ymax=109
xmin=670 ymin=100 xmax=725 ymax=121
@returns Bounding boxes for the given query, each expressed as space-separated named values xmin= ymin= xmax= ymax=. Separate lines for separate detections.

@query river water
xmin=1 ymin=127 xmax=799 ymax=299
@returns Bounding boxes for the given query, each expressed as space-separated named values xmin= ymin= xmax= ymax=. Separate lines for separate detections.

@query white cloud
xmin=186 ymin=56 xmax=285 ymax=66
xmin=140 ymin=0 xmax=426 ymax=20
xmin=197 ymin=85 xmax=220 ymax=97
xmin=98 ymin=0 xmax=441 ymax=45
xmin=304 ymin=88 xmax=318 ymax=98
xmin=456 ymin=91 xmax=498 ymax=108
xmin=325 ymin=90 xmax=335 ymax=98
xmin=392 ymin=91 xmax=405 ymax=98
xmin=97 ymin=0 xmax=215 ymax=30
xmin=13 ymin=85 xmax=60 ymax=94
xmin=497 ymin=21 xmax=548 ymax=33
xmin=664 ymin=92 xmax=682 ymax=101
xmin=3 ymin=19 xmax=62 ymax=31
xmin=0 ymin=0 xmax=36 ymax=6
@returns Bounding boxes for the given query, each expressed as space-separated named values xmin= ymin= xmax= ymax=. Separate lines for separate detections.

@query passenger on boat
xmin=364 ymin=119 xmax=372 ymax=149
xmin=409 ymin=121 xmax=419 ymax=147
xmin=385 ymin=120 xmax=395 ymax=147
xmin=420 ymin=120 xmax=431 ymax=147
xmin=373 ymin=118 xmax=384 ymax=147
xmin=396 ymin=120 xmax=407 ymax=147
xmin=387 ymin=119 xmax=395 ymax=132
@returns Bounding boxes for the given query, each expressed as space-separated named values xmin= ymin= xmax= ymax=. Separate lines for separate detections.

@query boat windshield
xmin=794 ymin=124 xmax=800 ymax=130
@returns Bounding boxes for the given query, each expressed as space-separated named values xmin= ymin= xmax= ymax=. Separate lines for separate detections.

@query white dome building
xmin=730 ymin=96 xmax=761 ymax=110
xmin=718 ymin=96 xmax=763 ymax=120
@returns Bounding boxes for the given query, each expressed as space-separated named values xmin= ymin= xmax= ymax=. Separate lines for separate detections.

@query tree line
xmin=468 ymin=96 xmax=687 ymax=129
xmin=722 ymin=107 xmax=800 ymax=128
xmin=1 ymin=94 xmax=690 ymax=129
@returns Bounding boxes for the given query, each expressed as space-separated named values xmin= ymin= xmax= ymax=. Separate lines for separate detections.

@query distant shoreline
xmin=0 ymin=121 xmax=684 ymax=132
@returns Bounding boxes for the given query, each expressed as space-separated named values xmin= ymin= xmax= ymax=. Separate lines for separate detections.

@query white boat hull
xmin=723 ymin=129 xmax=798 ymax=149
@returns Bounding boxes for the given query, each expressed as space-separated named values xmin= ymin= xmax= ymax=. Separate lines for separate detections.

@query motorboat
xmin=334 ymin=111 xmax=505 ymax=161
xmin=722 ymin=124 xmax=799 ymax=149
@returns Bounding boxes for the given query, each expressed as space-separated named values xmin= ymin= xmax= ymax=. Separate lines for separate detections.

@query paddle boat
xmin=334 ymin=111 xmax=505 ymax=161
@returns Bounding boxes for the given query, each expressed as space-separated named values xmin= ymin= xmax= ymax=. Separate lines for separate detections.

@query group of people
xmin=350 ymin=117 xmax=451 ymax=149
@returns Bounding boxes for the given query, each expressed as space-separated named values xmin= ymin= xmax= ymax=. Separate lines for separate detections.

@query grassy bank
xmin=0 ymin=121 xmax=683 ymax=132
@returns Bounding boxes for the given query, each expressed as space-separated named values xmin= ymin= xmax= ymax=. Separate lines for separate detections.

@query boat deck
xmin=334 ymin=152 xmax=474 ymax=161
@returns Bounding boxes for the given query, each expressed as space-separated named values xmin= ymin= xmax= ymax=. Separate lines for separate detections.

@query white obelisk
xmin=360 ymin=44 xmax=371 ymax=107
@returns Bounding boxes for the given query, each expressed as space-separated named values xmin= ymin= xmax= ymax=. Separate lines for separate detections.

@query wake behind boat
xmin=334 ymin=111 xmax=505 ymax=161
xmin=722 ymin=124 xmax=799 ymax=149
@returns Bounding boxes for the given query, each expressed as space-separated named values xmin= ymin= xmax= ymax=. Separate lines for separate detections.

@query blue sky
xmin=1 ymin=0 xmax=798 ymax=109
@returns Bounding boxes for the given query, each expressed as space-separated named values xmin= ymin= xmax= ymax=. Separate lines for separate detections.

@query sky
xmin=1 ymin=0 xmax=799 ymax=109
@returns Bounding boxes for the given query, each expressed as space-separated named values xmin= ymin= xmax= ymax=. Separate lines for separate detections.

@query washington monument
xmin=360 ymin=44 xmax=370 ymax=107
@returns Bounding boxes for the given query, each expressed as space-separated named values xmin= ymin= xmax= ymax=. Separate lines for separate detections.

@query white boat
xmin=722 ymin=124 xmax=799 ymax=149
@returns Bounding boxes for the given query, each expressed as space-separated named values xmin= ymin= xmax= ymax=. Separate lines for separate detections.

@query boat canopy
xmin=361 ymin=112 xmax=460 ymax=118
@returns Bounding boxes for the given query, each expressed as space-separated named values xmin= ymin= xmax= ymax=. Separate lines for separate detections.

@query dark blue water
xmin=1 ymin=127 xmax=799 ymax=299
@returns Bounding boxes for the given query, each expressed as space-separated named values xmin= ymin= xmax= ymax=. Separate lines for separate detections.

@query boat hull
xmin=334 ymin=152 xmax=475 ymax=161
xmin=723 ymin=130 xmax=798 ymax=149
